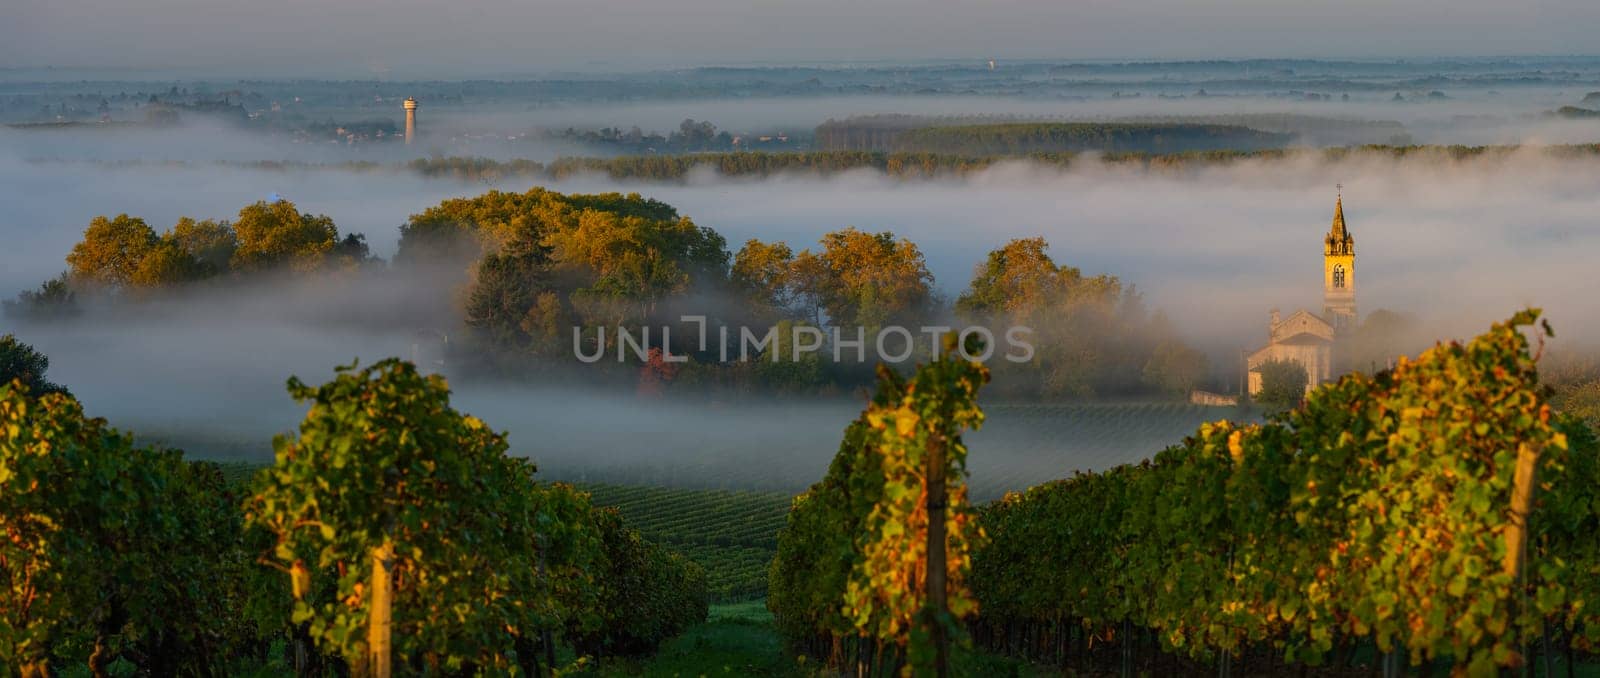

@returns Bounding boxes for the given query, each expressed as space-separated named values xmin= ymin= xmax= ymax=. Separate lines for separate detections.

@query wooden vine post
xmin=1502 ymin=442 xmax=1540 ymax=581
xmin=834 ymin=340 xmax=987 ymax=678
xmin=926 ymin=429 xmax=950 ymax=678
xmin=1504 ymin=440 xmax=1541 ymax=673
xmin=368 ymin=539 xmax=395 ymax=678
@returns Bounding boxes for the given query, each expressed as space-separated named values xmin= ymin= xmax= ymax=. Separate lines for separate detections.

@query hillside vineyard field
xmin=578 ymin=484 xmax=791 ymax=602
xmin=8 ymin=34 xmax=1600 ymax=678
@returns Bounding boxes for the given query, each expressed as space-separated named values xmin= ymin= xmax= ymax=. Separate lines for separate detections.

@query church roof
xmin=1247 ymin=308 xmax=1335 ymax=365
xmin=1273 ymin=309 xmax=1335 ymax=343
xmin=1325 ymin=192 xmax=1354 ymax=256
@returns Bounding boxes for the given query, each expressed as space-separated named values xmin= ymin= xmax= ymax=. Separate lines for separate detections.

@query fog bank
xmin=5 ymin=132 xmax=1599 ymax=493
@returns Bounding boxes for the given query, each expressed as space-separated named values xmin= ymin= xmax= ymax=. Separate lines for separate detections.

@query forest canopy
xmin=13 ymin=187 xmax=1217 ymax=399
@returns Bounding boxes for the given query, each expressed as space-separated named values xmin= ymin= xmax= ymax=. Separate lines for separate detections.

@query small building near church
xmin=1246 ymin=193 xmax=1357 ymax=395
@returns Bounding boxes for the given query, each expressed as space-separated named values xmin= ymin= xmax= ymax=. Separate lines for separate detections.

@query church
xmin=1245 ymin=192 xmax=1358 ymax=395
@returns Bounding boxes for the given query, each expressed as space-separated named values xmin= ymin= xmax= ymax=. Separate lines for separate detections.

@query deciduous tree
xmin=229 ymin=200 xmax=339 ymax=273
xmin=795 ymin=228 xmax=933 ymax=328
xmin=731 ymin=238 xmax=795 ymax=320
xmin=168 ymin=217 xmax=238 ymax=274
xmin=65 ymin=214 xmax=159 ymax=287
xmin=1254 ymin=358 xmax=1308 ymax=410
xmin=0 ymin=334 xmax=68 ymax=396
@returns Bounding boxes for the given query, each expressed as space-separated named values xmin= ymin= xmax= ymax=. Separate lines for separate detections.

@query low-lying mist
xmin=6 ymin=126 xmax=1600 ymax=495
xmin=11 ymin=86 xmax=1600 ymax=165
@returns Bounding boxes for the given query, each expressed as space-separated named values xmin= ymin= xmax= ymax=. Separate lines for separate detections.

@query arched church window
xmin=1332 ymin=264 xmax=1345 ymax=288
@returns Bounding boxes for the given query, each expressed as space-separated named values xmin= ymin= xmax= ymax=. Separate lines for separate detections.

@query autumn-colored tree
xmin=51 ymin=205 xmax=349 ymax=295
xmin=167 ymin=217 xmax=238 ymax=274
xmin=65 ymin=214 xmax=159 ymax=287
xmin=731 ymin=238 xmax=796 ymax=321
xmin=959 ymin=237 xmax=1123 ymax=397
xmin=958 ymin=237 xmax=1198 ymax=399
xmin=129 ymin=239 xmax=207 ymax=288
xmin=519 ymin=291 xmax=570 ymax=354
xmin=398 ymin=188 xmax=534 ymax=266
xmin=229 ymin=200 xmax=339 ymax=273
xmin=787 ymin=249 xmax=831 ymax=326
xmin=62 ymin=214 xmax=233 ymax=290
xmin=793 ymin=228 xmax=933 ymax=328
xmin=435 ymin=188 xmax=732 ymax=359
xmin=548 ymin=209 xmax=728 ymax=312
xmin=397 ymin=188 xmax=679 ymax=268
xmin=954 ymin=237 xmax=1077 ymax=317
xmin=636 ymin=347 xmax=680 ymax=397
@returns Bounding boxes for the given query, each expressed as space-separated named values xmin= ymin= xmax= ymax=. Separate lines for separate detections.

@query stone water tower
xmin=403 ymin=97 xmax=417 ymax=144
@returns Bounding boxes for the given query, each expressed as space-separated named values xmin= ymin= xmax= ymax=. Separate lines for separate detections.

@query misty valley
xmin=4 ymin=55 xmax=1600 ymax=676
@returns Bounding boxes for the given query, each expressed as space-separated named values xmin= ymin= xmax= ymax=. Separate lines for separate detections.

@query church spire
xmin=1332 ymin=191 xmax=1345 ymax=234
xmin=1325 ymin=186 xmax=1354 ymax=256
xmin=1323 ymin=186 xmax=1357 ymax=330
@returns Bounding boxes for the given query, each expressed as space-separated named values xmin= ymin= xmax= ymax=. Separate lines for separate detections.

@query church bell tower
xmin=1322 ymin=188 xmax=1357 ymax=330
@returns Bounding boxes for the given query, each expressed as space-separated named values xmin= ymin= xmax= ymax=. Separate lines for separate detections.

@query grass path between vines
xmin=579 ymin=601 xmax=1049 ymax=677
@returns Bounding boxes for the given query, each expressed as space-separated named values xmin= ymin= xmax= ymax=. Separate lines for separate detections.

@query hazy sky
xmin=4 ymin=0 xmax=1599 ymax=77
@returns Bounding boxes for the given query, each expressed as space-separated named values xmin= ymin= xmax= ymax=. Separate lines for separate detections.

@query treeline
xmin=395 ymin=188 xmax=1204 ymax=397
xmin=4 ymin=200 xmax=376 ymax=320
xmin=814 ymin=114 xmax=963 ymax=151
xmin=406 ymin=144 xmax=1600 ymax=182
xmin=538 ymin=118 xmax=803 ymax=154
xmin=1552 ymin=106 xmax=1600 ymax=119
xmin=545 ymin=151 xmax=1010 ymax=181
xmin=543 ymin=119 xmax=730 ymax=154
xmin=407 ymin=152 xmax=1014 ymax=182
xmin=42 ymin=141 xmax=1600 ymax=185
xmin=769 ymin=311 xmax=1600 ymax=675
xmin=1109 ymin=113 xmax=1410 ymax=145
xmin=892 ymin=122 xmax=1291 ymax=155
xmin=9 ymin=187 xmax=1211 ymax=399
xmin=815 ymin=115 xmax=1292 ymax=154
xmin=0 ymin=352 xmax=707 ymax=675
xmin=813 ymin=113 xmax=1411 ymax=149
